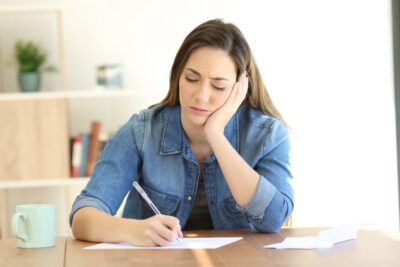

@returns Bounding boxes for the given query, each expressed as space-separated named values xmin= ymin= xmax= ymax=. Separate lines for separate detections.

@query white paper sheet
xmin=84 ymin=237 xmax=243 ymax=250
xmin=264 ymin=226 xmax=358 ymax=249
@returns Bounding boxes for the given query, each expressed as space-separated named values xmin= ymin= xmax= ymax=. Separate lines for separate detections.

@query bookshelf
xmin=0 ymin=89 xmax=139 ymax=100
xmin=0 ymin=89 xmax=140 ymax=238
xmin=0 ymin=178 xmax=90 ymax=239
xmin=0 ymin=178 xmax=90 ymax=189
xmin=0 ymin=88 xmax=139 ymax=180
xmin=0 ymin=4 xmax=144 ymax=239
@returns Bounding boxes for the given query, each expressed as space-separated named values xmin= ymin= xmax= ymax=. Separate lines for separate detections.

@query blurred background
xmin=0 ymin=0 xmax=398 ymax=237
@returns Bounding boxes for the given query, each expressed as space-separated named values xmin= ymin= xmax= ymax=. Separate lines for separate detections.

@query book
xmin=85 ymin=121 xmax=101 ymax=177
xmin=71 ymin=135 xmax=82 ymax=177
xmin=79 ymin=133 xmax=90 ymax=177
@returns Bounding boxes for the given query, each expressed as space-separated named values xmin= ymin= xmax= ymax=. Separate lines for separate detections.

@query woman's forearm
xmin=71 ymin=207 xmax=182 ymax=246
xmin=207 ymin=133 xmax=260 ymax=207
xmin=71 ymin=207 xmax=138 ymax=243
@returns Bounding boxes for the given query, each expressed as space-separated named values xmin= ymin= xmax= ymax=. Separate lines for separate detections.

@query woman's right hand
xmin=130 ymin=214 xmax=183 ymax=246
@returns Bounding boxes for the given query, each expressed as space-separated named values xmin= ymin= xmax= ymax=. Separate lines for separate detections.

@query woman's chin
xmin=187 ymin=115 xmax=208 ymax=127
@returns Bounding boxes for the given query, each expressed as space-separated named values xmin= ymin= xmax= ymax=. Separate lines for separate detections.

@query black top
xmin=184 ymin=174 xmax=213 ymax=230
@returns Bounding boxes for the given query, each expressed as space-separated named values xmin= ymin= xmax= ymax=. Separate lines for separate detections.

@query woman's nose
xmin=194 ymin=83 xmax=210 ymax=103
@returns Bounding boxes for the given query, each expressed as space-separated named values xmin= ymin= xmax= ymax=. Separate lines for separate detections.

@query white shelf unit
xmin=0 ymin=5 xmax=67 ymax=13
xmin=0 ymin=89 xmax=139 ymax=101
xmin=0 ymin=89 xmax=140 ymax=239
xmin=0 ymin=178 xmax=90 ymax=239
xmin=0 ymin=178 xmax=90 ymax=189
xmin=0 ymin=5 xmax=144 ymax=239
xmin=0 ymin=4 xmax=67 ymax=93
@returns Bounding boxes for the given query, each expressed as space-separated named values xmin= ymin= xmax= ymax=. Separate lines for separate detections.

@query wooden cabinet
xmin=0 ymin=98 xmax=69 ymax=180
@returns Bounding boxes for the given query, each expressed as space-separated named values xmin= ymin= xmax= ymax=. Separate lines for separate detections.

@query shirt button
xmin=187 ymin=196 xmax=192 ymax=201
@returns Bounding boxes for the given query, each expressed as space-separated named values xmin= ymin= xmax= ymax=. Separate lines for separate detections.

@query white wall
xmin=1 ymin=0 xmax=398 ymax=231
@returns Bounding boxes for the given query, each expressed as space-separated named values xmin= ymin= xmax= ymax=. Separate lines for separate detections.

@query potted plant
xmin=14 ymin=40 xmax=47 ymax=92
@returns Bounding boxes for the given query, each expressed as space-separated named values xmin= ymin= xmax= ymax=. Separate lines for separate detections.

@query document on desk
xmin=84 ymin=237 xmax=243 ymax=250
xmin=264 ymin=226 xmax=357 ymax=249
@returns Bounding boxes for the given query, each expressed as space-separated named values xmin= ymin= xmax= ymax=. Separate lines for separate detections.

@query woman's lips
xmin=190 ymin=106 xmax=209 ymax=115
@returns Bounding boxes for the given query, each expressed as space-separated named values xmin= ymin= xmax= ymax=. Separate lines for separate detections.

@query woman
xmin=70 ymin=19 xmax=294 ymax=246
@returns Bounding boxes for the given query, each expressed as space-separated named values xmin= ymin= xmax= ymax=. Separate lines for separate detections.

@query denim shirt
xmin=69 ymin=105 xmax=294 ymax=232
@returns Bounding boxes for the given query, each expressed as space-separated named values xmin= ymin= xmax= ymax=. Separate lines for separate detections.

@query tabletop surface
xmin=1 ymin=228 xmax=400 ymax=267
xmin=65 ymin=228 xmax=400 ymax=267
xmin=0 ymin=237 xmax=66 ymax=267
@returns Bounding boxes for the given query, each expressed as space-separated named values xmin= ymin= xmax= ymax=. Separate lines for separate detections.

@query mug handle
xmin=11 ymin=213 xmax=28 ymax=242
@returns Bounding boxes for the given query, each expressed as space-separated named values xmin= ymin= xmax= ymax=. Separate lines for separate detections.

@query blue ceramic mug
xmin=11 ymin=204 xmax=55 ymax=248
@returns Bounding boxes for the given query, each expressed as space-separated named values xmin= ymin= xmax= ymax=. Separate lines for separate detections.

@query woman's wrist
xmin=119 ymin=217 xmax=143 ymax=244
xmin=205 ymin=129 xmax=226 ymax=149
xmin=204 ymin=120 xmax=225 ymax=139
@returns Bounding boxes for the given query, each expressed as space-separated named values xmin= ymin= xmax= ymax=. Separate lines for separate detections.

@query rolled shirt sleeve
xmin=237 ymin=120 xmax=294 ymax=232
xmin=69 ymin=114 xmax=143 ymax=226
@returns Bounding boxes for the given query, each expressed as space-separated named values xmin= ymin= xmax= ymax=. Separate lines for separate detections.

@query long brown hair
xmin=158 ymin=19 xmax=285 ymax=123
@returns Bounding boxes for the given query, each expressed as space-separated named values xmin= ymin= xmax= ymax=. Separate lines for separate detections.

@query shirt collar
xmin=160 ymin=106 xmax=182 ymax=155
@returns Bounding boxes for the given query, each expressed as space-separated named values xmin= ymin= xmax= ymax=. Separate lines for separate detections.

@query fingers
xmin=165 ymin=215 xmax=183 ymax=240
xmin=147 ymin=230 xmax=171 ymax=246
xmin=145 ymin=215 xmax=181 ymax=246
xmin=160 ymin=214 xmax=181 ymax=236
xmin=177 ymin=228 xmax=184 ymax=238
xmin=231 ymin=72 xmax=248 ymax=105
xmin=226 ymin=82 xmax=239 ymax=105
xmin=174 ymin=221 xmax=183 ymax=238
xmin=238 ymin=71 xmax=249 ymax=97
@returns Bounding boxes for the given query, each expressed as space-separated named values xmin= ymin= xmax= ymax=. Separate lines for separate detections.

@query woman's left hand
xmin=204 ymin=72 xmax=249 ymax=138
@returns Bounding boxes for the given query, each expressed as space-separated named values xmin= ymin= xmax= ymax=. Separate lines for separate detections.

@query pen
xmin=132 ymin=181 xmax=182 ymax=244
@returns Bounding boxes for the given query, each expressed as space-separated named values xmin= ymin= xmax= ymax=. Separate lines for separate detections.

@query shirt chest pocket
xmin=140 ymin=184 xmax=181 ymax=216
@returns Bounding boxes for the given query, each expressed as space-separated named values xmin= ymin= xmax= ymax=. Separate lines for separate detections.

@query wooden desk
xmin=65 ymin=228 xmax=400 ymax=267
xmin=0 ymin=237 xmax=66 ymax=267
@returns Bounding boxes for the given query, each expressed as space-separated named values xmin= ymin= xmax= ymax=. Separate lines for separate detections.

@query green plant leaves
xmin=14 ymin=40 xmax=47 ymax=72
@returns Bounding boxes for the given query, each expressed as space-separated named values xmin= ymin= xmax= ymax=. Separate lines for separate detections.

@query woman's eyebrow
xmin=185 ymin=68 xmax=230 ymax=81
xmin=210 ymin=76 xmax=230 ymax=81
xmin=185 ymin=68 xmax=200 ymax=75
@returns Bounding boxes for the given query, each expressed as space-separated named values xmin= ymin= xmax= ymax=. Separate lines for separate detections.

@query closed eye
xmin=185 ymin=77 xmax=198 ymax=82
xmin=212 ymin=85 xmax=226 ymax=91
xmin=185 ymin=77 xmax=225 ymax=91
